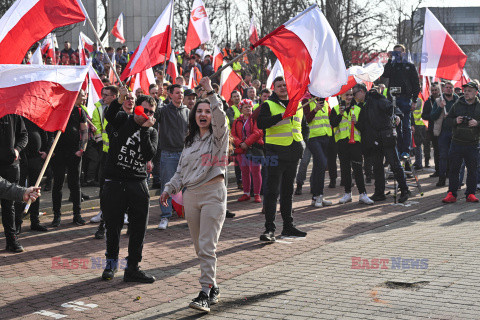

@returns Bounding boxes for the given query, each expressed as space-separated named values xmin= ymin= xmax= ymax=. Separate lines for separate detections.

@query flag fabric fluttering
xmin=30 ymin=45 xmax=43 ymax=65
xmin=453 ymin=69 xmax=471 ymax=88
xmin=333 ymin=61 xmax=384 ymax=96
xmin=111 ymin=12 xmax=126 ymax=44
xmin=420 ymin=8 xmax=467 ymax=81
xmin=0 ymin=0 xmax=87 ymax=64
xmin=131 ymin=68 xmax=155 ymax=96
xmin=249 ymin=16 xmax=259 ymax=45
xmin=120 ymin=0 xmax=173 ymax=81
xmin=184 ymin=0 xmax=211 ymax=54
xmin=86 ymin=65 xmax=104 ymax=117
xmin=41 ymin=33 xmax=57 ymax=64
xmin=219 ymin=66 xmax=242 ymax=103
xmin=79 ymin=32 xmax=94 ymax=52
xmin=212 ymin=46 xmax=223 ymax=72
xmin=266 ymin=59 xmax=285 ymax=89
xmin=166 ymin=51 xmax=178 ymax=83
xmin=252 ymin=4 xmax=347 ymax=118
xmin=0 ymin=64 xmax=89 ymax=132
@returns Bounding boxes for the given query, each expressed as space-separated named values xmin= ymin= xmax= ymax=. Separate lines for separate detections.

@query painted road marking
xmin=33 ymin=310 xmax=67 ymax=319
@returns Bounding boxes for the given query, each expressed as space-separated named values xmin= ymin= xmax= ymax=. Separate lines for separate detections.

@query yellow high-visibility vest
xmin=231 ymin=105 xmax=241 ymax=120
xmin=308 ymin=101 xmax=332 ymax=138
xmin=332 ymin=104 xmax=361 ymax=143
xmin=91 ymin=101 xmax=110 ymax=153
xmin=265 ymin=100 xmax=303 ymax=146
xmin=413 ymin=97 xmax=425 ymax=126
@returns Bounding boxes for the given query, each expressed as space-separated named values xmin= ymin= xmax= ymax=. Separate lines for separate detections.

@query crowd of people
xmin=3 ymin=41 xmax=480 ymax=313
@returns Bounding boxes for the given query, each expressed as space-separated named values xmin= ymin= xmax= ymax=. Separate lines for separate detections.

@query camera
xmin=390 ymin=87 xmax=401 ymax=96
xmin=462 ymin=116 xmax=472 ymax=123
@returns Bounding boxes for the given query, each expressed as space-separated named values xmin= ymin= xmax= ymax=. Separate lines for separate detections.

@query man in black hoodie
xmin=101 ymin=87 xmax=158 ymax=283
xmin=257 ymin=76 xmax=308 ymax=242
xmin=0 ymin=114 xmax=28 ymax=252
xmin=442 ymin=82 xmax=480 ymax=203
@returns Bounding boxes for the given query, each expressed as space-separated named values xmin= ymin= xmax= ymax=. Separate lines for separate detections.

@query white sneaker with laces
xmin=311 ymin=196 xmax=317 ymax=207
xmin=314 ymin=195 xmax=333 ymax=208
xmin=90 ymin=211 xmax=102 ymax=223
xmin=339 ymin=193 xmax=352 ymax=204
xmin=359 ymin=193 xmax=374 ymax=205
xmin=158 ymin=218 xmax=169 ymax=230
xmin=124 ymin=214 xmax=129 ymax=225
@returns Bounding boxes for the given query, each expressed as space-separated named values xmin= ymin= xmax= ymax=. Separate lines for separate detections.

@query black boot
xmin=95 ymin=221 xmax=105 ymax=239
xmin=6 ymin=235 xmax=24 ymax=253
xmin=294 ymin=184 xmax=303 ymax=195
xmin=124 ymin=262 xmax=155 ymax=283
xmin=328 ymin=180 xmax=336 ymax=188
xmin=31 ymin=219 xmax=48 ymax=232
xmin=51 ymin=213 xmax=61 ymax=227
xmin=102 ymin=259 xmax=118 ymax=281
xmin=436 ymin=176 xmax=446 ymax=187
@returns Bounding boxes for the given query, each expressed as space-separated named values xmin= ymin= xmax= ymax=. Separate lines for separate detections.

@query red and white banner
xmin=212 ymin=46 xmax=223 ymax=72
xmin=420 ymin=8 xmax=467 ymax=81
xmin=249 ymin=16 xmax=259 ymax=45
xmin=184 ymin=0 xmax=211 ymax=54
xmin=252 ymin=5 xmax=347 ymax=118
xmin=121 ymin=0 xmax=173 ymax=81
xmin=0 ymin=0 xmax=87 ymax=64
xmin=86 ymin=65 xmax=104 ymax=117
xmin=0 ymin=64 xmax=89 ymax=132
xmin=131 ymin=68 xmax=155 ymax=96
xmin=166 ymin=51 xmax=178 ymax=83
xmin=30 ymin=46 xmax=43 ymax=65
xmin=41 ymin=33 xmax=57 ymax=64
xmin=334 ymin=61 xmax=384 ymax=96
xmin=78 ymin=34 xmax=87 ymax=65
xmin=111 ymin=12 xmax=126 ymax=44
xmin=79 ymin=31 xmax=94 ymax=52
xmin=453 ymin=69 xmax=471 ymax=88
xmin=219 ymin=66 xmax=242 ymax=103
xmin=419 ymin=76 xmax=430 ymax=102
xmin=266 ymin=59 xmax=285 ymax=89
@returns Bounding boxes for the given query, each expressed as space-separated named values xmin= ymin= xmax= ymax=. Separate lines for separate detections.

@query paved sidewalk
xmin=1 ymin=168 xmax=479 ymax=319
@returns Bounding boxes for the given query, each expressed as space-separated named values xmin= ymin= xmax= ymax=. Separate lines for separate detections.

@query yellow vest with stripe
xmin=91 ymin=101 xmax=110 ymax=153
xmin=333 ymin=105 xmax=361 ymax=143
xmin=413 ymin=97 xmax=425 ymax=126
xmin=382 ymin=88 xmax=388 ymax=98
xmin=232 ymin=61 xmax=242 ymax=72
xmin=308 ymin=101 xmax=332 ymax=138
xmin=265 ymin=100 xmax=303 ymax=146
xmin=253 ymin=103 xmax=259 ymax=111
xmin=231 ymin=105 xmax=241 ymax=120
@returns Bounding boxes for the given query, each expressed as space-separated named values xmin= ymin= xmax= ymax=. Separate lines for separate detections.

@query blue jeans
xmin=307 ymin=135 xmax=329 ymax=196
xmin=395 ymin=96 xmax=412 ymax=154
xmin=159 ymin=151 xmax=182 ymax=218
xmin=448 ymin=142 xmax=479 ymax=197
xmin=438 ymin=130 xmax=452 ymax=178
xmin=296 ymin=145 xmax=312 ymax=185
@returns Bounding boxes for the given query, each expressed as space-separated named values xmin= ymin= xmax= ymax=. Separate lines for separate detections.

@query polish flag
xmin=0 ymin=0 xmax=87 ymax=64
xmin=266 ymin=59 xmax=285 ymax=89
xmin=109 ymin=52 xmax=117 ymax=84
xmin=184 ymin=0 xmax=211 ymax=54
xmin=252 ymin=5 xmax=347 ymax=118
xmin=420 ymin=76 xmax=431 ymax=101
xmin=219 ymin=66 xmax=242 ymax=103
xmin=167 ymin=51 xmax=178 ymax=83
xmin=111 ymin=12 xmax=126 ymax=44
xmin=453 ymin=69 xmax=471 ymax=88
xmin=131 ymin=68 xmax=155 ymax=96
xmin=41 ymin=33 xmax=56 ymax=63
xmin=79 ymin=32 xmax=94 ymax=53
xmin=0 ymin=64 xmax=89 ymax=132
xmin=30 ymin=46 xmax=43 ymax=65
xmin=212 ymin=46 xmax=223 ymax=72
xmin=78 ymin=34 xmax=88 ymax=65
xmin=249 ymin=16 xmax=259 ymax=45
xmin=121 ymin=0 xmax=173 ymax=81
xmin=420 ymin=8 xmax=467 ymax=81
xmin=333 ymin=62 xmax=384 ymax=96
xmin=86 ymin=65 xmax=104 ymax=117
xmin=188 ymin=68 xmax=196 ymax=89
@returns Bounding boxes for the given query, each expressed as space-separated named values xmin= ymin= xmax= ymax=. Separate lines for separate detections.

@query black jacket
xmin=257 ymin=93 xmax=308 ymax=161
xmin=0 ymin=114 xmax=28 ymax=166
xmin=156 ymin=102 xmax=189 ymax=152
xmin=446 ymin=96 xmax=480 ymax=146
xmin=382 ymin=59 xmax=421 ymax=101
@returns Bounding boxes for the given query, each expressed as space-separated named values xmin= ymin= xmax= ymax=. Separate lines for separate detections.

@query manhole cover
xmin=383 ymin=281 xmax=430 ymax=290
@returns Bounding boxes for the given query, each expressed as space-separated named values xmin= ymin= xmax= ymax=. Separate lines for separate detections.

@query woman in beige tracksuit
xmin=160 ymin=77 xmax=229 ymax=313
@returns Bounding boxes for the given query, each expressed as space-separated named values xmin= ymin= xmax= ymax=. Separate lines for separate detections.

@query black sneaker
xmin=95 ymin=223 xmax=105 ymax=239
xmin=370 ymin=193 xmax=386 ymax=201
xmin=209 ymin=286 xmax=220 ymax=305
xmin=102 ymin=268 xmax=117 ymax=281
xmin=281 ymin=226 xmax=307 ymax=237
xmin=436 ymin=177 xmax=446 ymax=187
xmin=30 ymin=223 xmax=48 ymax=232
xmin=294 ymin=184 xmax=303 ymax=195
xmin=73 ymin=215 xmax=86 ymax=226
xmin=328 ymin=180 xmax=336 ymax=188
xmin=189 ymin=291 xmax=210 ymax=312
xmin=51 ymin=215 xmax=61 ymax=227
xmin=225 ymin=209 xmax=235 ymax=218
xmin=123 ymin=266 xmax=156 ymax=283
xmin=6 ymin=239 xmax=24 ymax=253
xmin=260 ymin=230 xmax=275 ymax=242
xmin=398 ymin=190 xmax=411 ymax=203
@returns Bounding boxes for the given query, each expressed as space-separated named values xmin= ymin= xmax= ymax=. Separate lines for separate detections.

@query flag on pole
xmin=252 ymin=5 xmax=347 ymax=118
xmin=0 ymin=0 xmax=87 ymax=64
xmin=453 ymin=69 xmax=471 ymax=88
xmin=420 ymin=8 xmax=467 ymax=81
xmin=86 ymin=65 xmax=104 ymax=117
xmin=219 ymin=66 xmax=242 ymax=103
xmin=184 ymin=0 xmax=211 ymax=54
xmin=41 ymin=33 xmax=57 ymax=64
xmin=132 ymin=68 xmax=155 ymax=95
xmin=420 ymin=75 xmax=431 ymax=102
xmin=266 ymin=59 xmax=285 ymax=89
xmin=333 ymin=62 xmax=384 ymax=96
xmin=79 ymin=31 xmax=94 ymax=52
xmin=31 ymin=46 xmax=43 ymax=65
xmin=78 ymin=34 xmax=88 ymax=66
xmin=0 ymin=64 xmax=89 ymax=132
xmin=212 ymin=46 xmax=223 ymax=72
xmin=167 ymin=51 xmax=178 ymax=83
xmin=111 ymin=12 xmax=126 ymax=44
xmin=120 ymin=0 xmax=173 ymax=81
xmin=249 ymin=16 xmax=259 ymax=45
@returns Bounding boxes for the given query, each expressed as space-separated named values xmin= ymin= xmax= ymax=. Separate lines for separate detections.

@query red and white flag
xmin=111 ymin=12 xmax=126 ymax=44
xmin=121 ymin=0 xmax=173 ymax=81
xmin=266 ymin=59 xmax=285 ymax=89
xmin=167 ymin=51 xmax=178 ymax=83
xmin=41 ymin=33 xmax=57 ymax=63
xmin=453 ymin=69 xmax=471 ymax=88
xmin=334 ymin=61 xmax=384 ymax=96
xmin=78 ymin=34 xmax=88 ymax=65
xmin=184 ymin=0 xmax=211 ymax=54
xmin=252 ymin=5 xmax=347 ymax=118
xmin=86 ymin=65 xmax=104 ymax=117
xmin=0 ymin=64 xmax=89 ymax=132
xmin=30 ymin=46 xmax=43 ymax=65
xmin=249 ymin=16 xmax=259 ymax=45
xmin=79 ymin=31 xmax=94 ymax=53
xmin=419 ymin=76 xmax=430 ymax=102
xmin=219 ymin=66 xmax=242 ymax=103
xmin=131 ymin=68 xmax=155 ymax=96
xmin=188 ymin=68 xmax=196 ymax=89
xmin=420 ymin=8 xmax=467 ymax=81
xmin=212 ymin=46 xmax=223 ymax=72
xmin=0 ymin=0 xmax=87 ymax=64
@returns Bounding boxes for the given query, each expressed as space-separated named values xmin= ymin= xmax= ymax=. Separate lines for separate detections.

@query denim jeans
xmin=296 ymin=145 xmax=312 ymax=185
xmin=159 ymin=151 xmax=182 ymax=218
xmin=395 ymin=96 xmax=412 ymax=154
xmin=438 ymin=130 xmax=452 ymax=178
xmin=448 ymin=142 xmax=479 ymax=197
xmin=307 ymin=135 xmax=329 ymax=197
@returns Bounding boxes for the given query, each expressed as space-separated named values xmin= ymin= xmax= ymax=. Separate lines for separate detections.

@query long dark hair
xmin=185 ymin=99 xmax=212 ymax=148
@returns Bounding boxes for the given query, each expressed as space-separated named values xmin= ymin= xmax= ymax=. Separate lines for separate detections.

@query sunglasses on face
xmin=126 ymin=96 xmax=135 ymax=101
xmin=143 ymin=109 xmax=155 ymax=115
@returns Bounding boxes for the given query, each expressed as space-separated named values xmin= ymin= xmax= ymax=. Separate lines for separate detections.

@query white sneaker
xmin=359 ymin=193 xmax=374 ymax=205
xmin=124 ymin=214 xmax=129 ymax=225
xmin=158 ymin=218 xmax=168 ymax=230
xmin=314 ymin=195 xmax=333 ymax=208
xmin=90 ymin=211 xmax=102 ymax=223
xmin=477 ymin=183 xmax=480 ymax=190
xmin=339 ymin=193 xmax=352 ymax=204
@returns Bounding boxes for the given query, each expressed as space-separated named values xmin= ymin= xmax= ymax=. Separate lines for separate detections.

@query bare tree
xmin=0 ymin=0 xmax=15 ymax=16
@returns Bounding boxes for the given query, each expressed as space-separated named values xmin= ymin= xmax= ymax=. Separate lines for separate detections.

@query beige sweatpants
xmin=183 ymin=180 xmax=227 ymax=287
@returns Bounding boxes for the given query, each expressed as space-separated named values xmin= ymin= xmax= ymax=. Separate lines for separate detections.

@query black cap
xmin=462 ymin=81 xmax=478 ymax=90
xmin=184 ymin=89 xmax=197 ymax=97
